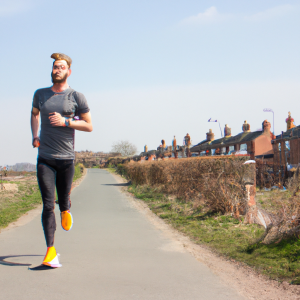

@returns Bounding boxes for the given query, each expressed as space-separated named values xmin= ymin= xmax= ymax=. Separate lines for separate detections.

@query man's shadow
xmin=0 ymin=255 xmax=54 ymax=271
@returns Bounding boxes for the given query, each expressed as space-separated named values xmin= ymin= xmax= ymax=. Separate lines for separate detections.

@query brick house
xmin=272 ymin=112 xmax=299 ymax=168
xmin=191 ymin=120 xmax=275 ymax=159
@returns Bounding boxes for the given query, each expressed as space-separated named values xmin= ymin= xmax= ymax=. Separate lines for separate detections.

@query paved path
xmin=0 ymin=169 xmax=245 ymax=300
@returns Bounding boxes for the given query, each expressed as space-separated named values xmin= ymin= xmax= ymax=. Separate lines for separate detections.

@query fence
xmin=255 ymin=159 xmax=295 ymax=189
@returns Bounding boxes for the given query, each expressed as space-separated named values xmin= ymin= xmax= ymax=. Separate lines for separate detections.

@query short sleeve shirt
xmin=32 ymin=87 xmax=90 ymax=160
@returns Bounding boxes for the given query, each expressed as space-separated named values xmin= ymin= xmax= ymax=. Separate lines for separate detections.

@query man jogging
xmin=31 ymin=53 xmax=93 ymax=268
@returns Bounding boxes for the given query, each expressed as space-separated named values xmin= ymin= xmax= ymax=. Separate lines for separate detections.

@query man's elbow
xmin=87 ymin=124 xmax=93 ymax=132
xmin=31 ymin=108 xmax=40 ymax=117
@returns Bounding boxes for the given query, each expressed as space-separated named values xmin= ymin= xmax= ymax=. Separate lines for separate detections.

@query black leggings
xmin=37 ymin=157 xmax=74 ymax=247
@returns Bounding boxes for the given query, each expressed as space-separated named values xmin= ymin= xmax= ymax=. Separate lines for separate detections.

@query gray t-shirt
xmin=32 ymin=87 xmax=90 ymax=160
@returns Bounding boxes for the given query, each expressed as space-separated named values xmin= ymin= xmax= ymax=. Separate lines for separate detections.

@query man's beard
xmin=51 ymin=71 xmax=68 ymax=84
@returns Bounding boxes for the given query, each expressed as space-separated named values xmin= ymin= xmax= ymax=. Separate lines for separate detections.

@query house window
xmin=227 ymin=146 xmax=234 ymax=155
xmin=240 ymin=144 xmax=247 ymax=151
xmin=285 ymin=141 xmax=290 ymax=151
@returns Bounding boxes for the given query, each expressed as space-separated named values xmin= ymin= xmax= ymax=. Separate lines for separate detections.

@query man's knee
xmin=43 ymin=201 xmax=55 ymax=213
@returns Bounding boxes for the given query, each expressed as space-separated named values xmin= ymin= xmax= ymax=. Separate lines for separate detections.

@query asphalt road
xmin=0 ymin=169 xmax=245 ymax=300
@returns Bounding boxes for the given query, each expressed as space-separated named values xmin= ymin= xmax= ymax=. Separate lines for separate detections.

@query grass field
xmin=0 ymin=164 xmax=84 ymax=230
xmin=128 ymin=184 xmax=300 ymax=284
xmin=0 ymin=175 xmax=41 ymax=229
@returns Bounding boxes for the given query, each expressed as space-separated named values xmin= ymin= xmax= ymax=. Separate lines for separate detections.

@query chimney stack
xmin=224 ymin=124 xmax=231 ymax=137
xmin=206 ymin=129 xmax=215 ymax=141
xmin=184 ymin=134 xmax=191 ymax=147
xmin=286 ymin=111 xmax=295 ymax=131
xmin=172 ymin=136 xmax=177 ymax=150
xmin=242 ymin=121 xmax=250 ymax=132
xmin=262 ymin=120 xmax=271 ymax=134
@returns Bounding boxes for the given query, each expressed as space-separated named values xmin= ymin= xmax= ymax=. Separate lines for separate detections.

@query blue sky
xmin=1 ymin=0 xmax=299 ymax=165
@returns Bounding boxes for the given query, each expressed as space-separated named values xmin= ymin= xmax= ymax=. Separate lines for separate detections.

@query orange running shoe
xmin=61 ymin=210 xmax=73 ymax=231
xmin=42 ymin=246 xmax=62 ymax=268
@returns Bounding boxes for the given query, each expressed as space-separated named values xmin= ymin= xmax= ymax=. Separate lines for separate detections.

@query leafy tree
xmin=111 ymin=140 xmax=137 ymax=157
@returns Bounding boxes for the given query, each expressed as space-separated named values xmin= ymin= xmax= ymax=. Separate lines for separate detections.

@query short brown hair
xmin=51 ymin=53 xmax=72 ymax=68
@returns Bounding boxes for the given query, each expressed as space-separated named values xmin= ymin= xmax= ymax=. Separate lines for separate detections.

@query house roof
xmin=190 ymin=139 xmax=210 ymax=152
xmin=274 ymin=125 xmax=300 ymax=142
xmin=191 ymin=131 xmax=264 ymax=152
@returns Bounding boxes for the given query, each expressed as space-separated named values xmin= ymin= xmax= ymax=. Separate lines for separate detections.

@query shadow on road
xmin=102 ymin=181 xmax=131 ymax=187
xmin=0 ymin=255 xmax=43 ymax=267
xmin=28 ymin=264 xmax=56 ymax=271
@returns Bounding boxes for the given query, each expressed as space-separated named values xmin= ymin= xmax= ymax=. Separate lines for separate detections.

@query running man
xmin=31 ymin=53 xmax=93 ymax=268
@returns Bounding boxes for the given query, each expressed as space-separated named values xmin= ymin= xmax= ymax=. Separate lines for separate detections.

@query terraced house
xmin=191 ymin=120 xmax=275 ymax=160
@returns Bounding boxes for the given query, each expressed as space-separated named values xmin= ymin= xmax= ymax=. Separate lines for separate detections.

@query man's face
xmin=51 ymin=60 xmax=70 ymax=84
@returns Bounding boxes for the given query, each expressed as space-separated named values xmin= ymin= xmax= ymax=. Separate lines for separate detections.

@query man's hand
xmin=32 ymin=137 xmax=40 ymax=148
xmin=49 ymin=112 xmax=66 ymax=127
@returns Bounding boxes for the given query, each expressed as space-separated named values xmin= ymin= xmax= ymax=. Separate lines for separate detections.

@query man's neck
xmin=51 ymin=82 xmax=69 ymax=93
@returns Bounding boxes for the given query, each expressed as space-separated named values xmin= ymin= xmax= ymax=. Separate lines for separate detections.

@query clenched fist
xmin=33 ymin=137 xmax=40 ymax=148
xmin=49 ymin=112 xmax=66 ymax=127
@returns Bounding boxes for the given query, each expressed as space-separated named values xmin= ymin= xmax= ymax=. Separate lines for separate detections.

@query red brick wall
xmin=254 ymin=134 xmax=273 ymax=156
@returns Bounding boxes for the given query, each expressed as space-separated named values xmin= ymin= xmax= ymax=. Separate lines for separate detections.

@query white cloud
xmin=180 ymin=6 xmax=232 ymax=25
xmin=245 ymin=4 xmax=294 ymax=21
xmin=0 ymin=0 xmax=34 ymax=16
xmin=179 ymin=4 xmax=295 ymax=26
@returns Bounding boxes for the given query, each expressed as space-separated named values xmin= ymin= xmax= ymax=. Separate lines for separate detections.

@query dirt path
xmin=111 ymin=172 xmax=300 ymax=300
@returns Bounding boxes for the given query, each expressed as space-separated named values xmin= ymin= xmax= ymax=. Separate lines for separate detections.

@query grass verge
xmin=0 ymin=178 xmax=41 ymax=229
xmin=106 ymin=164 xmax=116 ymax=173
xmin=73 ymin=163 xmax=85 ymax=181
xmin=0 ymin=164 xmax=85 ymax=230
xmin=128 ymin=184 xmax=300 ymax=284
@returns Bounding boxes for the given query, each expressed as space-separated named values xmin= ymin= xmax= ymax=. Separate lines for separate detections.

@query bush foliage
xmin=124 ymin=157 xmax=251 ymax=215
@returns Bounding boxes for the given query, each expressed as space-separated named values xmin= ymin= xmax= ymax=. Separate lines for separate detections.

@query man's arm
xmin=49 ymin=111 xmax=93 ymax=132
xmin=69 ymin=112 xmax=93 ymax=132
xmin=31 ymin=107 xmax=40 ymax=147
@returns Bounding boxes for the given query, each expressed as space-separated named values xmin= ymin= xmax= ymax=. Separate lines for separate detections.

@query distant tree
xmin=111 ymin=140 xmax=137 ymax=157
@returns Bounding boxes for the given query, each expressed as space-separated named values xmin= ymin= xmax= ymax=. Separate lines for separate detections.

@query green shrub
xmin=73 ymin=163 xmax=84 ymax=181
xmin=116 ymin=164 xmax=127 ymax=176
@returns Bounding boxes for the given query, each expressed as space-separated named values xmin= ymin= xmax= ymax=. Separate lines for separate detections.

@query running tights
xmin=37 ymin=157 xmax=74 ymax=247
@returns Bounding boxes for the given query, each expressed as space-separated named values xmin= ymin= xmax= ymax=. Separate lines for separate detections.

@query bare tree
xmin=111 ymin=140 xmax=137 ymax=157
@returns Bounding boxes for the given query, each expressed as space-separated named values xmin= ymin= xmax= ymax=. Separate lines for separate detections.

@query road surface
xmin=0 ymin=169 xmax=245 ymax=300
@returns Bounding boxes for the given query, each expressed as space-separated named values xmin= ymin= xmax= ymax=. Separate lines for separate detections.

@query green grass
xmin=256 ymin=189 xmax=292 ymax=214
xmin=0 ymin=180 xmax=42 ymax=229
xmin=73 ymin=163 xmax=84 ymax=181
xmin=0 ymin=164 xmax=85 ymax=230
xmin=128 ymin=184 xmax=300 ymax=284
xmin=106 ymin=164 xmax=116 ymax=173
